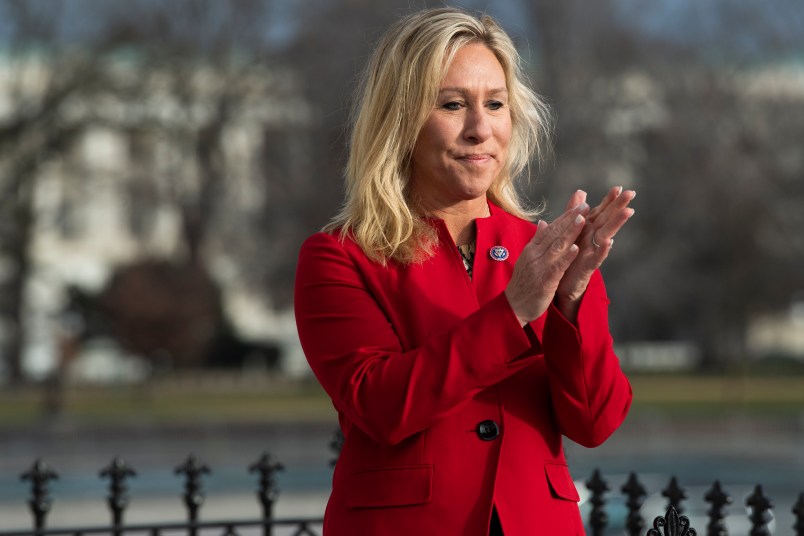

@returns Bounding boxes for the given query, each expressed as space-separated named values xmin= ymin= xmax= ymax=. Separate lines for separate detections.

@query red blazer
xmin=294 ymin=203 xmax=632 ymax=535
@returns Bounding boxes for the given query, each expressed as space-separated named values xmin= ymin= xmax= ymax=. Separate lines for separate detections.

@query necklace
xmin=457 ymin=242 xmax=476 ymax=279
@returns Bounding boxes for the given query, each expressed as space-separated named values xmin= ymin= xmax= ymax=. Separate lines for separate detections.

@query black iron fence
xmin=1 ymin=451 xmax=803 ymax=536
xmin=3 ymin=453 xmax=319 ymax=536
xmin=585 ymin=469 xmax=804 ymax=536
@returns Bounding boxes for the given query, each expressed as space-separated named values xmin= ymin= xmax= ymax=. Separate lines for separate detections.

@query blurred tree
xmin=94 ymin=0 xmax=315 ymax=311
xmin=0 ymin=0 xmax=311 ymax=380
xmin=282 ymin=0 xmax=413 ymax=263
xmin=0 ymin=0 xmax=116 ymax=382
xmin=1 ymin=0 xmax=803 ymax=381
xmin=525 ymin=0 xmax=804 ymax=366
xmin=245 ymin=0 xmax=804 ymax=367
xmin=98 ymin=259 xmax=223 ymax=368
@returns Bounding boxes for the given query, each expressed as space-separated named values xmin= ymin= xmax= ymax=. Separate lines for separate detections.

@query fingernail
xmin=570 ymin=244 xmax=579 ymax=253
xmin=627 ymin=208 xmax=635 ymax=218
xmin=574 ymin=214 xmax=584 ymax=225
xmin=575 ymin=202 xmax=589 ymax=212
xmin=616 ymin=186 xmax=623 ymax=195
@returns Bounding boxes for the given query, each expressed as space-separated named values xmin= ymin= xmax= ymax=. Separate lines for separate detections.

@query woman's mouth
xmin=458 ymin=154 xmax=492 ymax=164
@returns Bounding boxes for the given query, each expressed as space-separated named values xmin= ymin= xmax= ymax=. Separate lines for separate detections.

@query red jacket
xmin=294 ymin=203 xmax=632 ymax=535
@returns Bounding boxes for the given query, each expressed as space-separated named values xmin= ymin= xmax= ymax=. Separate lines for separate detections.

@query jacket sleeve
xmin=542 ymin=269 xmax=633 ymax=447
xmin=294 ymin=232 xmax=541 ymax=446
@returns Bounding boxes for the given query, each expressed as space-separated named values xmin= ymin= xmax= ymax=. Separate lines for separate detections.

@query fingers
xmin=507 ymin=187 xmax=635 ymax=324
xmin=530 ymin=201 xmax=588 ymax=254
xmin=564 ymin=185 xmax=625 ymax=229
xmin=565 ymin=186 xmax=635 ymax=280
xmin=586 ymin=186 xmax=619 ymax=223
xmin=588 ymin=230 xmax=615 ymax=260
xmin=564 ymin=189 xmax=588 ymax=212
xmin=591 ymin=188 xmax=635 ymax=246
xmin=507 ymin=205 xmax=587 ymax=324
xmin=526 ymin=212 xmax=585 ymax=280
xmin=552 ymin=186 xmax=635 ymax=318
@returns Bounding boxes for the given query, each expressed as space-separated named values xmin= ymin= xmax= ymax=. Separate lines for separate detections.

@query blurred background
xmin=0 ymin=0 xmax=802 ymax=533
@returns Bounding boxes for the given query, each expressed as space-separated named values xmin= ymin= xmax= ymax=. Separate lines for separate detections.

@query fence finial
xmin=585 ymin=469 xmax=609 ymax=536
xmin=621 ymin=472 xmax=646 ymax=536
xmin=20 ymin=459 xmax=59 ymax=531
xmin=746 ymin=485 xmax=773 ymax=536
xmin=100 ymin=456 xmax=137 ymax=531
xmin=793 ymin=492 xmax=804 ymax=536
xmin=249 ymin=452 xmax=284 ymax=521
xmin=647 ymin=506 xmax=697 ymax=536
xmin=704 ymin=480 xmax=732 ymax=536
xmin=663 ymin=476 xmax=687 ymax=514
xmin=175 ymin=454 xmax=211 ymax=533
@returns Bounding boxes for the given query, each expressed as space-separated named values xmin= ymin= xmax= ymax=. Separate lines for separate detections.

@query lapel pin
xmin=489 ymin=246 xmax=509 ymax=262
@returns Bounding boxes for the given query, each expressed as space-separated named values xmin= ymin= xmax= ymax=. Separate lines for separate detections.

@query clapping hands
xmin=505 ymin=186 xmax=635 ymax=325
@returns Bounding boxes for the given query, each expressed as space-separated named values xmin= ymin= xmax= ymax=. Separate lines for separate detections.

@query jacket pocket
xmin=544 ymin=462 xmax=581 ymax=502
xmin=346 ymin=464 xmax=433 ymax=509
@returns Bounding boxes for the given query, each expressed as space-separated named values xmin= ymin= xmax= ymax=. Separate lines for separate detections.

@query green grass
xmin=0 ymin=375 xmax=336 ymax=427
xmin=629 ymin=374 xmax=804 ymax=415
xmin=0 ymin=373 xmax=802 ymax=427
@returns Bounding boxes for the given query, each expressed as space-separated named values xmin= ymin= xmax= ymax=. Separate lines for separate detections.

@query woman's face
xmin=409 ymin=42 xmax=512 ymax=210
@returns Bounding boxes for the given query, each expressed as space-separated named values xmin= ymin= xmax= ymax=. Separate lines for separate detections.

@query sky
xmin=1 ymin=0 xmax=802 ymax=65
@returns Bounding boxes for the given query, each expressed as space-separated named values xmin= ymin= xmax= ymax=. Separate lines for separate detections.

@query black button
xmin=476 ymin=420 xmax=500 ymax=441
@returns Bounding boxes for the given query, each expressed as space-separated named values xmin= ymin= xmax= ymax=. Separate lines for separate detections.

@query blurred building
xmin=2 ymin=39 xmax=804 ymax=382
xmin=0 ymin=51 xmax=314 ymax=382
xmin=747 ymin=296 xmax=804 ymax=361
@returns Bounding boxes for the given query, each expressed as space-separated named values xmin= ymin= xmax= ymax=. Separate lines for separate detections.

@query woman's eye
xmin=488 ymin=101 xmax=505 ymax=111
xmin=441 ymin=101 xmax=462 ymax=111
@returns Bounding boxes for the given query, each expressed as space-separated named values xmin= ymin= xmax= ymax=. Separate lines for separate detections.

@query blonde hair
xmin=325 ymin=7 xmax=552 ymax=263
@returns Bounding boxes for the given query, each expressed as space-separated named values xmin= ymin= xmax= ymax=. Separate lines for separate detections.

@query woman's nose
xmin=462 ymin=108 xmax=492 ymax=143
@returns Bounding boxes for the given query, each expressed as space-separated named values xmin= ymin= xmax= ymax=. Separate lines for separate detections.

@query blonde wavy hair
xmin=324 ymin=7 xmax=552 ymax=264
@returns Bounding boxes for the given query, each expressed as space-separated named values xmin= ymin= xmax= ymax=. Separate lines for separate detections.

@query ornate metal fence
xmin=584 ymin=468 xmax=804 ymax=536
xmin=1 ymin=454 xmax=803 ymax=536
xmin=3 ymin=454 xmax=319 ymax=536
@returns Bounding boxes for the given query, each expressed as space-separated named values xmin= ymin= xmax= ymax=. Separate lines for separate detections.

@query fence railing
xmin=4 ymin=453 xmax=318 ymax=536
xmin=1 ymin=452 xmax=803 ymax=536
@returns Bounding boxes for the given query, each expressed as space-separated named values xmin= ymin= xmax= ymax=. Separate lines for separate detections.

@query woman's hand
xmin=505 ymin=202 xmax=589 ymax=325
xmin=554 ymin=186 xmax=636 ymax=322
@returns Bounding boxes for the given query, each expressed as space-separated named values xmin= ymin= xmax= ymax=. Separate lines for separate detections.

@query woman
xmin=294 ymin=7 xmax=635 ymax=535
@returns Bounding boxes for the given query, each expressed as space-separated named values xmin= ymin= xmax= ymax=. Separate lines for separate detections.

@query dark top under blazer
xmin=294 ymin=202 xmax=632 ymax=536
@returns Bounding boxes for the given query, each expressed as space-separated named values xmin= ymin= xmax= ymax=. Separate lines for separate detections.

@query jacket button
xmin=476 ymin=420 xmax=500 ymax=441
